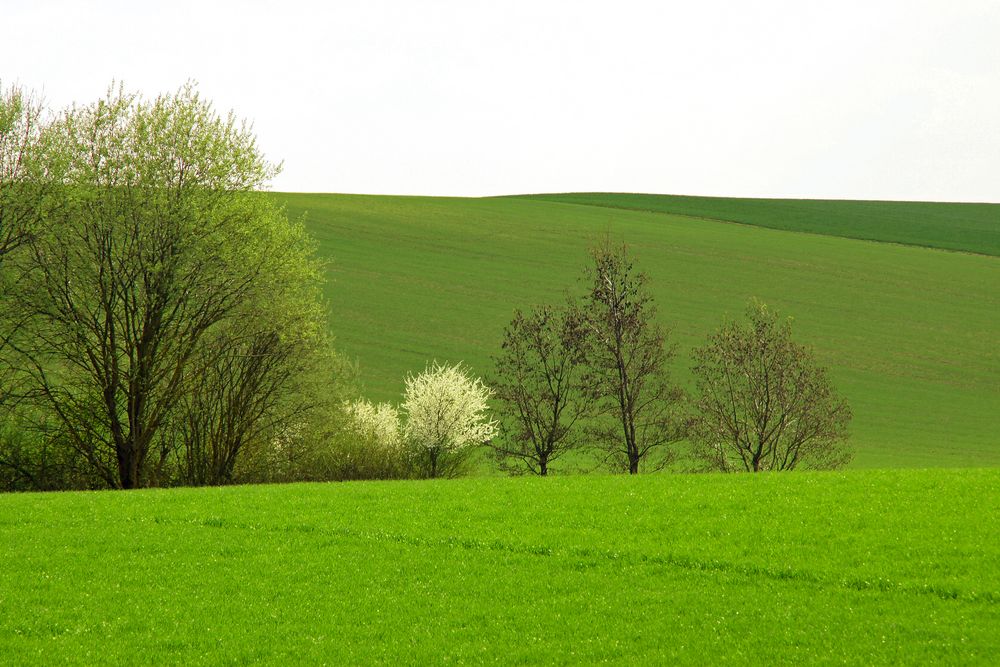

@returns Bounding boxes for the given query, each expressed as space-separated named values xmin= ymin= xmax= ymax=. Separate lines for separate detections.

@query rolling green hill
xmin=276 ymin=193 xmax=999 ymax=469
xmin=516 ymin=192 xmax=1000 ymax=256
xmin=2 ymin=470 xmax=998 ymax=664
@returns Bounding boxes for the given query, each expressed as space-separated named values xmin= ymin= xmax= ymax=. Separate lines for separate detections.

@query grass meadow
xmin=3 ymin=469 xmax=998 ymax=664
xmin=278 ymin=193 xmax=1000 ymax=469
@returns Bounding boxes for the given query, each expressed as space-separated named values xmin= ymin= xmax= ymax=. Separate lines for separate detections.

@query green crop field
xmin=2 ymin=470 xmax=998 ymax=664
xmin=517 ymin=192 xmax=1000 ymax=256
xmin=276 ymin=193 xmax=1000 ymax=469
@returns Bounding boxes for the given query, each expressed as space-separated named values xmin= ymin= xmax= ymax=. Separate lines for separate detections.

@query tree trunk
xmin=429 ymin=449 xmax=439 ymax=478
xmin=628 ymin=438 xmax=640 ymax=474
xmin=628 ymin=456 xmax=639 ymax=475
xmin=117 ymin=446 xmax=139 ymax=489
xmin=539 ymin=456 xmax=548 ymax=476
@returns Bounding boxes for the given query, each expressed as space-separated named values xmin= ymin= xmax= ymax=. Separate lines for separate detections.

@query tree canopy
xmin=0 ymin=83 xmax=344 ymax=490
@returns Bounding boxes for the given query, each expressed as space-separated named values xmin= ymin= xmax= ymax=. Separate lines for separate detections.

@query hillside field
xmin=517 ymin=192 xmax=1000 ymax=256
xmin=2 ymin=470 xmax=997 ymax=664
xmin=277 ymin=193 xmax=1000 ymax=469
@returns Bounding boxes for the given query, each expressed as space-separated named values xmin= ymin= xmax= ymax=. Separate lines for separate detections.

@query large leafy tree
xmin=9 ymin=84 xmax=326 ymax=489
xmin=690 ymin=300 xmax=852 ymax=472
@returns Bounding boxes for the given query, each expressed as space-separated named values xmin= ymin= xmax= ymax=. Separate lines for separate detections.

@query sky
xmin=4 ymin=0 xmax=1000 ymax=201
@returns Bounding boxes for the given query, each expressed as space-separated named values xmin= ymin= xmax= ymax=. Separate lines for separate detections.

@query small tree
xmin=490 ymin=304 xmax=593 ymax=475
xmin=171 ymin=328 xmax=334 ymax=486
xmin=345 ymin=399 xmax=404 ymax=453
xmin=165 ymin=223 xmax=335 ymax=486
xmin=332 ymin=398 xmax=409 ymax=480
xmin=581 ymin=239 xmax=685 ymax=474
xmin=402 ymin=362 xmax=497 ymax=478
xmin=690 ymin=300 xmax=852 ymax=472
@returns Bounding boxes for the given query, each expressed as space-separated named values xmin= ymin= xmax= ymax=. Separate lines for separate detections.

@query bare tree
xmin=580 ymin=239 xmax=685 ymax=474
xmin=690 ymin=300 xmax=852 ymax=472
xmin=490 ymin=303 xmax=594 ymax=475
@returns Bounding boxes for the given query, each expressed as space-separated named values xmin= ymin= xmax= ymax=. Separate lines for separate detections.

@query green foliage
xmin=0 ymin=83 xmax=48 ymax=261
xmin=325 ymin=399 xmax=412 ymax=481
xmin=520 ymin=192 xmax=1000 ymax=256
xmin=277 ymin=193 xmax=1000 ymax=469
xmin=7 ymin=83 xmax=292 ymax=488
xmin=0 ymin=84 xmax=50 ymax=431
xmin=0 ymin=85 xmax=347 ymax=490
xmin=1 ymin=471 xmax=997 ymax=663
xmin=0 ymin=411 xmax=99 ymax=491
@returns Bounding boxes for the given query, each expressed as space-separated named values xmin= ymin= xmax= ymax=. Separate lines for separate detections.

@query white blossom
xmin=401 ymin=362 xmax=497 ymax=476
xmin=344 ymin=399 xmax=403 ymax=452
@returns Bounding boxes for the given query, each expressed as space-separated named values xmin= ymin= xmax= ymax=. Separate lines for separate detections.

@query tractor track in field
xmin=128 ymin=513 xmax=1000 ymax=607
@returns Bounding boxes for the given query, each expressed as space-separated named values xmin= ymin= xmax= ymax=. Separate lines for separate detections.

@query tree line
xmin=0 ymin=82 xmax=851 ymax=491
xmin=328 ymin=240 xmax=854 ymax=480
xmin=487 ymin=239 xmax=852 ymax=476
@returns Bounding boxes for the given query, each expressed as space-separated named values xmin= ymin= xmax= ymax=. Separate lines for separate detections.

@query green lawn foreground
xmin=2 ymin=470 xmax=998 ymax=664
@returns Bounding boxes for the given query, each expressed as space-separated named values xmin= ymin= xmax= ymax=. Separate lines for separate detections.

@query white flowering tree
xmin=402 ymin=362 xmax=497 ymax=478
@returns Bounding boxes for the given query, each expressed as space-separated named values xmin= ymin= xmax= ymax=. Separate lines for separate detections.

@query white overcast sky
xmin=4 ymin=0 xmax=1000 ymax=201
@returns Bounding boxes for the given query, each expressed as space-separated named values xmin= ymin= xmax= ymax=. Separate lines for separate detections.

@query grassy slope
xmin=516 ymin=192 xmax=1000 ymax=256
xmin=277 ymin=193 xmax=1000 ymax=469
xmin=2 ymin=471 xmax=998 ymax=664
